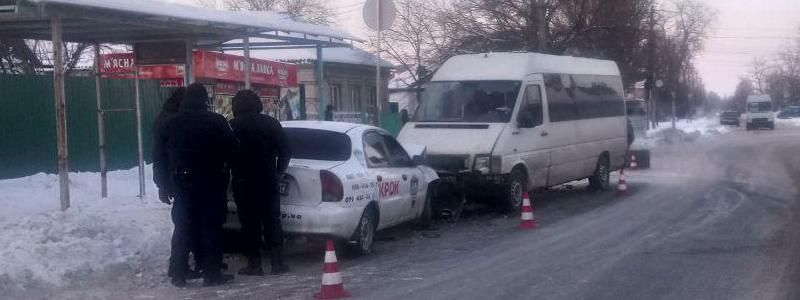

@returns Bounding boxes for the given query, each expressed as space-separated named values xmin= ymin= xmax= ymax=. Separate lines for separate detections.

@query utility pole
xmin=645 ymin=4 xmax=656 ymax=130
xmin=535 ymin=0 xmax=548 ymax=52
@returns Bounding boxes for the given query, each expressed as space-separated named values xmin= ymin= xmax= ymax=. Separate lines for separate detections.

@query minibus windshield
xmin=414 ymin=81 xmax=522 ymax=123
xmin=748 ymin=101 xmax=772 ymax=113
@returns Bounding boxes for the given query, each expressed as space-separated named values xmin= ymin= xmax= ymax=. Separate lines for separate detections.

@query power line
xmin=708 ymin=36 xmax=800 ymax=40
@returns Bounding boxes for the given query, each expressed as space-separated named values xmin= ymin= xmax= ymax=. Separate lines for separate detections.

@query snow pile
xmin=0 ymin=167 xmax=172 ymax=289
xmin=777 ymin=118 xmax=800 ymax=127
xmin=635 ymin=117 xmax=731 ymax=147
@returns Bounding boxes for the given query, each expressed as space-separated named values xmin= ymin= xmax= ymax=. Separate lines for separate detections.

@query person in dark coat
xmin=230 ymin=90 xmax=291 ymax=276
xmin=153 ymin=87 xmax=185 ymax=204
xmin=153 ymin=87 xmax=203 ymax=280
xmin=153 ymin=83 xmax=239 ymax=287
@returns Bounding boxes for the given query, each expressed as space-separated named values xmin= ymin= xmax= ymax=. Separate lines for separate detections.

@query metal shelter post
xmin=244 ymin=37 xmax=252 ymax=89
xmin=94 ymin=44 xmax=108 ymax=198
xmin=375 ymin=0 xmax=383 ymax=124
xmin=134 ymin=67 xmax=146 ymax=199
xmin=316 ymin=44 xmax=325 ymax=120
xmin=51 ymin=17 xmax=70 ymax=211
xmin=185 ymin=40 xmax=195 ymax=84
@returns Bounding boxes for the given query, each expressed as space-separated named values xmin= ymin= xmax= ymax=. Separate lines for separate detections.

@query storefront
xmin=101 ymin=51 xmax=300 ymax=120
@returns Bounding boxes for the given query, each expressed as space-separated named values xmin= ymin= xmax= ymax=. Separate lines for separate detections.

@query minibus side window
xmin=518 ymin=85 xmax=543 ymax=128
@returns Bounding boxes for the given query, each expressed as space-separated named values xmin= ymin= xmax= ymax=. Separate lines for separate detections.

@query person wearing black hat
xmin=230 ymin=89 xmax=291 ymax=276
xmin=153 ymin=87 xmax=203 ymax=280
xmin=154 ymin=83 xmax=238 ymax=287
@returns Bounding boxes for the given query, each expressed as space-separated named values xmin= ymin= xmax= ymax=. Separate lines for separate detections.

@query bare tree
xmin=668 ymin=0 xmax=715 ymax=85
xmin=369 ymin=0 xmax=447 ymax=88
xmin=731 ymin=78 xmax=754 ymax=111
xmin=777 ymin=32 xmax=800 ymax=104
xmin=748 ymin=57 xmax=771 ymax=94
xmin=220 ymin=0 xmax=332 ymax=25
xmin=0 ymin=39 xmax=90 ymax=75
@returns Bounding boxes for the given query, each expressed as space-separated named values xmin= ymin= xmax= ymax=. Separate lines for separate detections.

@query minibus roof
xmin=746 ymin=95 xmax=772 ymax=103
xmin=432 ymin=52 xmax=621 ymax=82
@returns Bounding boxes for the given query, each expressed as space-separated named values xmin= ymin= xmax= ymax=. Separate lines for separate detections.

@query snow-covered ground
xmin=633 ymin=117 xmax=731 ymax=148
xmin=777 ymin=117 xmax=800 ymax=127
xmin=646 ymin=117 xmax=732 ymax=138
xmin=0 ymin=166 xmax=172 ymax=291
xmin=635 ymin=115 xmax=800 ymax=148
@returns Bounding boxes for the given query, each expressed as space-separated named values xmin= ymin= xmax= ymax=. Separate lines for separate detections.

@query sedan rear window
xmin=285 ymin=128 xmax=351 ymax=161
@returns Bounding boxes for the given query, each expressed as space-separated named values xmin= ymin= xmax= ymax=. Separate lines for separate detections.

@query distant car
xmin=719 ymin=111 xmax=741 ymax=126
xmin=226 ymin=121 xmax=439 ymax=255
xmin=777 ymin=106 xmax=800 ymax=119
xmin=745 ymin=95 xmax=775 ymax=130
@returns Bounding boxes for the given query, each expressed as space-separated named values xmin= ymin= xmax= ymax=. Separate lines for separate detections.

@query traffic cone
xmin=519 ymin=192 xmax=538 ymax=230
xmin=616 ymin=168 xmax=629 ymax=197
xmin=314 ymin=240 xmax=351 ymax=299
xmin=630 ymin=154 xmax=638 ymax=170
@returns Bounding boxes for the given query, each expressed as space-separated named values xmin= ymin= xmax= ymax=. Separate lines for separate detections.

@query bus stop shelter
xmin=0 ymin=0 xmax=362 ymax=210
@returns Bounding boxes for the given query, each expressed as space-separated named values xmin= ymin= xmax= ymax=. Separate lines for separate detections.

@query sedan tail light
xmin=320 ymin=170 xmax=344 ymax=202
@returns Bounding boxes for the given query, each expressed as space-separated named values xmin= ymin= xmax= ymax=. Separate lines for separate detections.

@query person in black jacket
xmin=153 ymin=87 xmax=184 ymax=204
xmin=153 ymin=87 xmax=203 ymax=280
xmin=153 ymin=83 xmax=239 ymax=287
xmin=230 ymin=89 xmax=291 ymax=276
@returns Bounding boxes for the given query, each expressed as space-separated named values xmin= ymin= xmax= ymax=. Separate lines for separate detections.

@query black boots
xmin=238 ymin=255 xmax=266 ymax=276
xmin=171 ymin=277 xmax=187 ymax=287
xmin=237 ymin=248 xmax=289 ymax=276
xmin=270 ymin=247 xmax=290 ymax=275
xmin=202 ymin=273 xmax=235 ymax=287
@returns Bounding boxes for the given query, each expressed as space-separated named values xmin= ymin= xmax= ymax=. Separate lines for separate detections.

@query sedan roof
xmin=282 ymin=121 xmax=372 ymax=133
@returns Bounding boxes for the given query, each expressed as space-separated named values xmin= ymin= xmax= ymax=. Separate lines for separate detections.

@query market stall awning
xmin=0 ymin=0 xmax=361 ymax=47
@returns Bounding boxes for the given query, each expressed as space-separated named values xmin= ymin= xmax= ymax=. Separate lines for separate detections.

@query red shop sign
xmin=100 ymin=51 xmax=297 ymax=88
xmin=194 ymin=51 xmax=298 ymax=87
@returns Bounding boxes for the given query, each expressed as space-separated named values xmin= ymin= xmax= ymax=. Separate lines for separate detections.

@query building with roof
xmin=251 ymin=47 xmax=393 ymax=122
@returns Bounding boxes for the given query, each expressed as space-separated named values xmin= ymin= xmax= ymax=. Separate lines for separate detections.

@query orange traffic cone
xmin=314 ymin=240 xmax=351 ymax=299
xmin=630 ymin=154 xmax=638 ymax=170
xmin=616 ymin=168 xmax=629 ymax=196
xmin=519 ymin=192 xmax=538 ymax=229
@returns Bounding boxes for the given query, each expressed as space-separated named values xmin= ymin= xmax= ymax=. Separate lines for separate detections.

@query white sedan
xmin=227 ymin=121 xmax=439 ymax=254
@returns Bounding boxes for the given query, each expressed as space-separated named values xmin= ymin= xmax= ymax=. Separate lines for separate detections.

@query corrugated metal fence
xmin=0 ymin=74 xmax=171 ymax=179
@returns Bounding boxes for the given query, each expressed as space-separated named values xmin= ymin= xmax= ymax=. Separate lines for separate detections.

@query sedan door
xmin=363 ymin=131 xmax=405 ymax=227
xmin=381 ymin=133 xmax=425 ymax=223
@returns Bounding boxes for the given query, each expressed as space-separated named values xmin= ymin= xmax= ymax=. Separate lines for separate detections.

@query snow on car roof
xmin=248 ymin=47 xmax=394 ymax=68
xmin=28 ymin=0 xmax=359 ymax=41
xmin=432 ymin=52 xmax=621 ymax=82
xmin=747 ymin=95 xmax=772 ymax=102
xmin=282 ymin=121 xmax=374 ymax=133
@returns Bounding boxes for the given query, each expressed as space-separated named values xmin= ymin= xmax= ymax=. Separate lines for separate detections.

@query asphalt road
xmin=39 ymin=125 xmax=800 ymax=300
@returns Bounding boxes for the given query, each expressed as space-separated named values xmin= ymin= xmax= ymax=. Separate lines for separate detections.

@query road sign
xmin=363 ymin=0 xmax=396 ymax=31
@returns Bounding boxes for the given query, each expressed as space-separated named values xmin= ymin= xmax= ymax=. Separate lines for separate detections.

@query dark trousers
xmin=234 ymin=178 xmax=283 ymax=258
xmin=169 ymin=183 xmax=227 ymax=279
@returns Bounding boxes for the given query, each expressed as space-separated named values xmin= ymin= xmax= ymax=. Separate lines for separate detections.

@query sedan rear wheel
xmin=350 ymin=209 xmax=376 ymax=255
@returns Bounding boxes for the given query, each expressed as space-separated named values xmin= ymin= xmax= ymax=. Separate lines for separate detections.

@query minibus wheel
xmin=589 ymin=156 xmax=610 ymax=191
xmin=501 ymin=169 xmax=526 ymax=212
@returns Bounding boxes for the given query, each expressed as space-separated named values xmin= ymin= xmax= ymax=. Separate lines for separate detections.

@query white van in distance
xmin=397 ymin=52 xmax=629 ymax=211
xmin=745 ymin=95 xmax=775 ymax=130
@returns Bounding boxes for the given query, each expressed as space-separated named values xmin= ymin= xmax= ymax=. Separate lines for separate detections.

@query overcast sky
xmin=169 ymin=0 xmax=800 ymax=96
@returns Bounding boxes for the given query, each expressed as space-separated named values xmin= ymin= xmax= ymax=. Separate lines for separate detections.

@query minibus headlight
xmin=474 ymin=156 xmax=491 ymax=174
